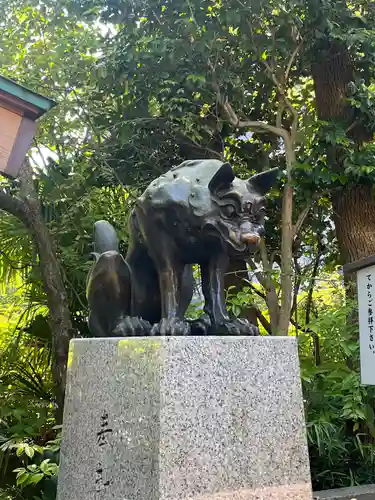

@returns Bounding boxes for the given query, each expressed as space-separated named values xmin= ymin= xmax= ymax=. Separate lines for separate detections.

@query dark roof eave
xmin=0 ymin=75 xmax=56 ymax=118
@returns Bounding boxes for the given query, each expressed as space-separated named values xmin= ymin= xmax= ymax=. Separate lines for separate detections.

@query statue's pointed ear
xmin=208 ymin=162 xmax=235 ymax=193
xmin=248 ymin=167 xmax=279 ymax=195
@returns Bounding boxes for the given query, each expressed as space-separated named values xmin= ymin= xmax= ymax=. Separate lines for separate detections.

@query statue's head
xmin=201 ymin=162 xmax=279 ymax=255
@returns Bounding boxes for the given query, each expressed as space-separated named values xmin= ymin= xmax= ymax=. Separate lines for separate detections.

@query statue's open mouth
xmin=230 ymin=230 xmax=260 ymax=246
xmin=203 ymin=221 xmax=261 ymax=254
xmin=228 ymin=230 xmax=260 ymax=253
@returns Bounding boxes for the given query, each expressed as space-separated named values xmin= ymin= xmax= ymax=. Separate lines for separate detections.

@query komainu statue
xmin=86 ymin=159 xmax=278 ymax=336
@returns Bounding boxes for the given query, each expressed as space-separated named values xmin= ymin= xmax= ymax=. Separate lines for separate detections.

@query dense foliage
xmin=1 ymin=0 xmax=375 ymax=496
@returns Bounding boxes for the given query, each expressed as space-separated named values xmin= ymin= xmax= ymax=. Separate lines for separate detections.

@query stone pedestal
xmin=57 ymin=336 xmax=312 ymax=500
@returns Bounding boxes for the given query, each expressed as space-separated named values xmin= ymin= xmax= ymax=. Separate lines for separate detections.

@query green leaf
xmin=17 ymin=472 xmax=30 ymax=486
xmin=27 ymin=473 xmax=44 ymax=485
xmin=16 ymin=444 xmax=25 ymax=457
xmin=25 ymin=444 xmax=35 ymax=458
xmin=15 ymin=468 xmax=26 ymax=478
xmin=40 ymin=459 xmax=51 ymax=473
xmin=232 ymin=305 xmax=241 ymax=317
xmin=186 ymin=74 xmax=206 ymax=83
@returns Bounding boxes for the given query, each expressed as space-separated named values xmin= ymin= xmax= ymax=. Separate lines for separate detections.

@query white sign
xmin=357 ymin=264 xmax=375 ymax=385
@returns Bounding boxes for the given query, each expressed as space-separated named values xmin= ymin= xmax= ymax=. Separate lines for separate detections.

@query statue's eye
xmin=250 ymin=207 xmax=266 ymax=223
xmin=258 ymin=207 xmax=266 ymax=217
xmin=222 ymin=204 xmax=237 ymax=218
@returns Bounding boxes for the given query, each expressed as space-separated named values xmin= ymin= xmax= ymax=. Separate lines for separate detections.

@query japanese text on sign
xmin=357 ymin=264 xmax=375 ymax=385
xmin=367 ymin=274 xmax=375 ymax=349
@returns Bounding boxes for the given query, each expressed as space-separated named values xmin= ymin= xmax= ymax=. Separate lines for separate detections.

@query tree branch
xmin=292 ymin=256 xmax=302 ymax=336
xmin=247 ymin=282 xmax=266 ymax=301
xmin=255 ymin=308 xmax=272 ymax=335
xmin=285 ymin=42 xmax=302 ymax=83
xmin=293 ymin=204 xmax=311 ymax=239
xmin=219 ymin=97 xmax=290 ymax=142
xmin=0 ymin=191 xmax=29 ymax=228
xmin=260 ymin=52 xmax=299 ymax=132
xmin=306 ymin=238 xmax=323 ymax=366
xmin=248 ymin=257 xmax=266 ymax=289
xmin=186 ymin=0 xmax=199 ymax=28
xmin=259 ymin=239 xmax=280 ymax=333
xmin=276 ymin=99 xmax=285 ymax=129
xmin=243 ymin=16 xmax=299 ymax=133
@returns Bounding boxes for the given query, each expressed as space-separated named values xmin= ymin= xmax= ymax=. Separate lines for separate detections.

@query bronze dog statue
xmin=86 ymin=159 xmax=278 ymax=336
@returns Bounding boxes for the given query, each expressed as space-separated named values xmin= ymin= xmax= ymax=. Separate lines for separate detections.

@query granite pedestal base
xmin=57 ymin=336 xmax=312 ymax=500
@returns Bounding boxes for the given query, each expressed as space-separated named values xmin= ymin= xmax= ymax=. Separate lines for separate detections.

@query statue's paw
xmin=112 ymin=316 xmax=152 ymax=337
xmin=215 ymin=318 xmax=260 ymax=336
xmin=189 ymin=314 xmax=212 ymax=335
xmin=151 ymin=318 xmax=191 ymax=336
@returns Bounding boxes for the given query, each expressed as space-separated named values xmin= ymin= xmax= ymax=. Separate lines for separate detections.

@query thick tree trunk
xmin=312 ymin=41 xmax=375 ymax=267
xmin=311 ymin=42 xmax=353 ymax=123
xmin=332 ymin=186 xmax=375 ymax=264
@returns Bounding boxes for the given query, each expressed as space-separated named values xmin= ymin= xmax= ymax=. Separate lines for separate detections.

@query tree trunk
xmin=311 ymin=42 xmax=353 ymax=123
xmin=19 ymin=164 xmax=73 ymax=420
xmin=332 ymin=186 xmax=375 ymax=264
xmin=312 ymin=40 xmax=375 ymax=267
xmin=278 ymin=182 xmax=294 ymax=335
xmin=0 ymin=163 xmax=73 ymax=421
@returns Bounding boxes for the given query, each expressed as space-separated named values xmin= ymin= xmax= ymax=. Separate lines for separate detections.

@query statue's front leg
xmin=133 ymin=208 xmax=191 ymax=336
xmin=150 ymin=266 xmax=191 ymax=336
xmin=199 ymin=254 xmax=259 ymax=336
